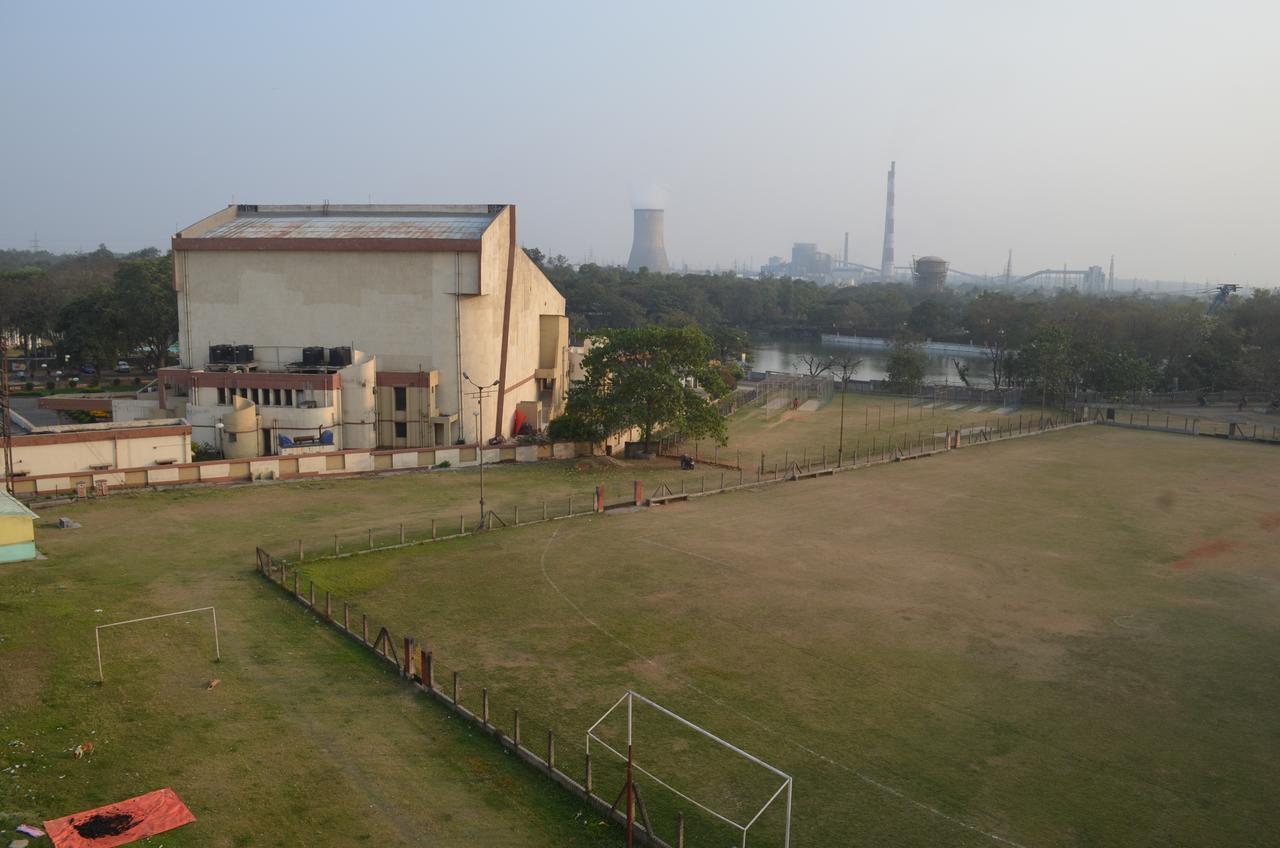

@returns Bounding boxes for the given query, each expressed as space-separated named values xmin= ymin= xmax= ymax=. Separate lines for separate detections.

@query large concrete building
xmin=117 ymin=204 xmax=570 ymax=457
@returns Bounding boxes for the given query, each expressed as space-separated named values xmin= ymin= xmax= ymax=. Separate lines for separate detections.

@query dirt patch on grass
xmin=1258 ymin=512 xmax=1280 ymax=531
xmin=1172 ymin=538 xmax=1244 ymax=571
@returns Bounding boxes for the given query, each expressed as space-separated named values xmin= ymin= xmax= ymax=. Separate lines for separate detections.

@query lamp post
xmin=215 ymin=421 xmax=225 ymax=458
xmin=463 ymin=372 xmax=500 ymax=528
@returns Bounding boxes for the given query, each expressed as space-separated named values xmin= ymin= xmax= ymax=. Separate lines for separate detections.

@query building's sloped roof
xmin=201 ymin=213 xmax=496 ymax=241
xmin=0 ymin=489 xmax=37 ymax=519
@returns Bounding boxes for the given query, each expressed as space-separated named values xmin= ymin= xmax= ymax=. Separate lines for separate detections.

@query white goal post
xmin=586 ymin=690 xmax=793 ymax=848
xmin=94 ymin=606 xmax=221 ymax=683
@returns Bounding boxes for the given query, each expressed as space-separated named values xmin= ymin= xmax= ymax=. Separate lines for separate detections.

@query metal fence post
xmin=452 ymin=671 xmax=459 ymax=704
xmin=297 ymin=539 xmax=304 ymax=561
xmin=334 ymin=534 xmax=339 ymax=555
xmin=482 ymin=687 xmax=489 ymax=726
xmin=547 ymin=729 xmax=556 ymax=771
xmin=513 ymin=709 xmax=521 ymax=748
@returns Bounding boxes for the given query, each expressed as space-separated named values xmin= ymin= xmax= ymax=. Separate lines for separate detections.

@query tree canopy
xmin=548 ymin=325 xmax=731 ymax=446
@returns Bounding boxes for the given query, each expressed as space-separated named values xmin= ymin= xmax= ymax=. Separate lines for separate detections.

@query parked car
xmin=79 ymin=364 xmax=96 ymax=375
xmin=116 ymin=360 xmax=131 ymax=374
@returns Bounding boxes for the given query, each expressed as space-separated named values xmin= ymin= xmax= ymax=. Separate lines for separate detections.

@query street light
xmin=463 ymin=372 xmax=500 ymax=528
xmin=215 ymin=421 xmax=225 ymax=458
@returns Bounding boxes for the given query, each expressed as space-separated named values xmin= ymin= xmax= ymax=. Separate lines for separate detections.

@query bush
xmin=112 ymin=377 xmax=121 ymax=386
xmin=192 ymin=442 xmax=222 ymax=462
xmin=45 ymin=380 xmax=55 ymax=391
xmin=433 ymin=460 xmax=451 ymax=469
xmin=23 ymin=381 xmax=34 ymax=391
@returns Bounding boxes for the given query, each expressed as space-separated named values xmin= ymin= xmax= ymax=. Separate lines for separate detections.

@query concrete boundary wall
xmin=9 ymin=440 xmax=601 ymax=500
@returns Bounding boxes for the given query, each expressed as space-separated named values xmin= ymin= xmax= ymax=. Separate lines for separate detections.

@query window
xmin=394 ymin=421 xmax=407 ymax=439
xmin=227 ymin=432 xmax=238 ymax=443
xmin=273 ymin=388 xmax=282 ymax=406
xmin=284 ymin=388 xmax=294 ymax=406
xmin=394 ymin=386 xmax=407 ymax=412
xmin=216 ymin=387 xmax=226 ymax=405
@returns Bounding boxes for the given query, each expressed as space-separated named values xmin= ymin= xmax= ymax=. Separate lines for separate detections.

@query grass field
xmin=0 ymin=460 xmax=698 ymax=847
xmin=705 ymin=391 xmax=1049 ymax=470
xmin=3 ymin=421 xmax=1277 ymax=847
xmin=286 ymin=427 xmax=1280 ymax=847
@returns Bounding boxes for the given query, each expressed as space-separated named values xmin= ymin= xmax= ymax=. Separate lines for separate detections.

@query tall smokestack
xmin=627 ymin=209 xmax=670 ymax=273
xmin=880 ymin=161 xmax=896 ymax=281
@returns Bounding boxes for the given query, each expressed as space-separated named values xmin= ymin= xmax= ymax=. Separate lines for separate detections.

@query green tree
xmin=56 ymin=288 xmax=122 ymax=376
xmin=1017 ymin=323 xmax=1074 ymax=410
xmin=884 ymin=342 xmax=927 ymax=393
xmin=549 ymin=326 xmax=730 ymax=447
xmin=112 ymin=254 xmax=177 ymax=368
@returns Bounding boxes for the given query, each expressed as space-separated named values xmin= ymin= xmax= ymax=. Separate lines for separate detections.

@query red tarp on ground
xmin=45 ymin=787 xmax=195 ymax=848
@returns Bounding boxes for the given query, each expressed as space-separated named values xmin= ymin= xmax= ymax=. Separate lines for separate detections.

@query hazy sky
xmin=2 ymin=1 xmax=1277 ymax=284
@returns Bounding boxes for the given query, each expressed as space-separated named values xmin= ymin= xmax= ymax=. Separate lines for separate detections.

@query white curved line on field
xmin=538 ymin=523 xmax=1029 ymax=848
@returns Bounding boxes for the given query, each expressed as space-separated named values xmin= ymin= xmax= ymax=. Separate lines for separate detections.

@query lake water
xmin=748 ymin=336 xmax=990 ymax=385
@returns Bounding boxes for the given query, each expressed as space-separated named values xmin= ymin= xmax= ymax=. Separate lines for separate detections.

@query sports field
xmin=289 ymin=427 xmax=1280 ymax=847
xmin=709 ymin=391 xmax=1048 ymax=470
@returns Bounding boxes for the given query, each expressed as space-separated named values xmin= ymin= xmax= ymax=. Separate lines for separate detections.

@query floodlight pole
xmin=463 ymin=373 xmax=500 ymax=528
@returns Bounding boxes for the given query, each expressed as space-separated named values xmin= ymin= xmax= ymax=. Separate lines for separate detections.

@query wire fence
xmin=253 ymin=548 xmax=696 ymax=848
xmin=1090 ymin=407 xmax=1280 ymax=444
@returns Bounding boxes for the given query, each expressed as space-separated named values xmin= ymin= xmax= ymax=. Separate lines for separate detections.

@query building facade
xmin=116 ymin=204 xmax=570 ymax=456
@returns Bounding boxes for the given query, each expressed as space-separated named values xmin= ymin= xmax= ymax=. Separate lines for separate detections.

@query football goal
xmin=94 ymin=606 xmax=221 ymax=683
xmin=587 ymin=690 xmax=793 ymax=847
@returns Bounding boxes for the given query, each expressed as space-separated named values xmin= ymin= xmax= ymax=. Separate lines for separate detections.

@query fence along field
xmin=258 ymin=424 xmax=1280 ymax=847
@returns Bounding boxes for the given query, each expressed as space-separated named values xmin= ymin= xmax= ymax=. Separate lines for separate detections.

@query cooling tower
xmin=627 ymin=209 xmax=670 ymax=273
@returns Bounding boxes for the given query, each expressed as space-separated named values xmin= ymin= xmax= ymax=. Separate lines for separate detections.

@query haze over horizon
xmin=2 ymin=0 xmax=1276 ymax=285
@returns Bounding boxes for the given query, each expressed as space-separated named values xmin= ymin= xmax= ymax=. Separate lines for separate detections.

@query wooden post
xmin=293 ymin=571 xmax=299 ymax=597
xmin=460 ymin=514 xmax=465 ymax=534
xmin=482 ymin=687 xmax=489 ymax=726
xmin=513 ymin=709 xmax=521 ymax=748
xmin=334 ymin=534 xmax=339 ymax=555
xmin=677 ymin=813 xmax=685 ymax=848
xmin=719 ymin=471 xmax=724 ymax=490
xmin=343 ymin=603 xmax=349 ymax=631
xmin=309 ymin=581 xmax=315 ymax=607
xmin=542 ymin=501 xmax=547 ymax=521
xmin=431 ymin=518 xmax=436 ymax=539
xmin=585 ymin=752 xmax=592 ymax=796
xmin=399 ymin=523 xmax=405 ymax=544
xmin=452 ymin=671 xmax=459 ymax=704
xmin=422 ymin=650 xmax=433 ymax=689
xmin=324 ymin=591 xmax=331 ymax=619
xmin=547 ymin=729 xmax=556 ymax=771
xmin=514 ymin=505 xmax=520 ymax=526
xmin=297 ymin=539 xmax=304 ymax=561
xmin=362 ymin=614 xmax=368 ymax=644
xmin=368 ymin=528 xmax=374 ymax=550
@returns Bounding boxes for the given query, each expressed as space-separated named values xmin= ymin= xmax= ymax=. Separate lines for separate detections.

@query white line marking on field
xmin=538 ymin=525 xmax=1030 ymax=848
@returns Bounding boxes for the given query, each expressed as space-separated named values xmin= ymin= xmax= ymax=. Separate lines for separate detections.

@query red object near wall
xmin=512 ymin=409 xmax=527 ymax=434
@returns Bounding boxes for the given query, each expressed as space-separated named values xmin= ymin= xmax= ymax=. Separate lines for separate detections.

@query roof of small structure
xmin=0 ymin=489 xmax=38 ymax=519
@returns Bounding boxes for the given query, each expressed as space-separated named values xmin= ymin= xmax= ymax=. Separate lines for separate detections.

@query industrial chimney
xmin=627 ymin=209 xmax=670 ymax=273
xmin=879 ymin=161 xmax=896 ymax=281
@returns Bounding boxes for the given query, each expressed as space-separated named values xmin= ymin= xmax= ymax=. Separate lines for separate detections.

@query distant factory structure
xmin=912 ymin=255 xmax=948 ymax=291
xmin=627 ymin=208 xmax=670 ymax=273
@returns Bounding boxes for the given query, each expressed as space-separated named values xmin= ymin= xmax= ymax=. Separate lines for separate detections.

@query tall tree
xmin=112 ymin=254 xmax=177 ymax=368
xmin=884 ymin=342 xmax=927 ymax=393
xmin=549 ymin=326 xmax=730 ymax=447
